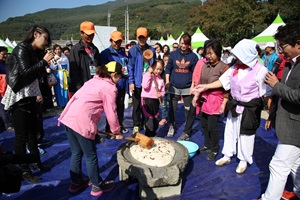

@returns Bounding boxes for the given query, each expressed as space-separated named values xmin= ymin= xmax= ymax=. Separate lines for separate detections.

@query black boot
xmin=30 ymin=162 xmax=51 ymax=171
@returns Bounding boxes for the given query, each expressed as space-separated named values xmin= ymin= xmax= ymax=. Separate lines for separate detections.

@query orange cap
xmin=110 ymin=30 xmax=123 ymax=41
xmin=136 ymin=27 xmax=148 ymax=37
xmin=80 ymin=21 xmax=95 ymax=35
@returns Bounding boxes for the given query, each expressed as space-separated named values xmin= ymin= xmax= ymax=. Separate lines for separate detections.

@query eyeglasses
xmin=173 ymin=46 xmax=178 ymax=49
xmin=278 ymin=43 xmax=289 ymax=51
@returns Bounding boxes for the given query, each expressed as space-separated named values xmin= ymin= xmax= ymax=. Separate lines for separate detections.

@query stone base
xmin=140 ymin=179 xmax=182 ymax=200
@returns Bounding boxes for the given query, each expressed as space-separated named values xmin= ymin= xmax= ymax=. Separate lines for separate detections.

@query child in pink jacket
xmin=141 ymin=59 xmax=165 ymax=137
xmin=58 ymin=61 xmax=123 ymax=197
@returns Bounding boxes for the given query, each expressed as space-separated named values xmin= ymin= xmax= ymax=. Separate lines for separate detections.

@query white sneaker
xmin=167 ymin=125 xmax=175 ymax=137
xmin=215 ymin=157 xmax=231 ymax=166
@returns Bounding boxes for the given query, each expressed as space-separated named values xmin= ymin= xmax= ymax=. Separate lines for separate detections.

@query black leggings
xmin=12 ymin=97 xmax=40 ymax=168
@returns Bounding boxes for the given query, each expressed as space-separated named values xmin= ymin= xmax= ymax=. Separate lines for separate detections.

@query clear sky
xmin=0 ymin=0 xmax=112 ymax=22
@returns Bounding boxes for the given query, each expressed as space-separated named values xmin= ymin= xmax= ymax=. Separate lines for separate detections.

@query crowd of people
xmin=0 ymin=20 xmax=299 ymax=200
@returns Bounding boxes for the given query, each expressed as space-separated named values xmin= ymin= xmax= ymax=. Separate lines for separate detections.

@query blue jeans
xmin=66 ymin=126 xmax=102 ymax=186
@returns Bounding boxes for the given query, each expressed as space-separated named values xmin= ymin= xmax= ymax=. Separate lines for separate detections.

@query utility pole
xmin=124 ymin=1 xmax=129 ymax=44
xmin=107 ymin=10 xmax=111 ymax=27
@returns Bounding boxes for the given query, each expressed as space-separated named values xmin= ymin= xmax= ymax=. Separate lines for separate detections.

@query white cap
xmin=265 ymin=42 xmax=275 ymax=48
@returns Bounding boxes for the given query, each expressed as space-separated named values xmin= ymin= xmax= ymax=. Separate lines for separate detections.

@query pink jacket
xmin=141 ymin=72 xmax=165 ymax=99
xmin=58 ymin=75 xmax=120 ymax=140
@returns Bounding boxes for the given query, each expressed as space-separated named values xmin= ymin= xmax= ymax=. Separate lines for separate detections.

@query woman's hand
xmin=43 ymin=51 xmax=54 ymax=63
xmin=36 ymin=95 xmax=43 ymax=103
xmin=265 ymin=119 xmax=272 ymax=130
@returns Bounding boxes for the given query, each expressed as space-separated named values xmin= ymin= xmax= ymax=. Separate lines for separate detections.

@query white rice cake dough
xmin=129 ymin=138 xmax=175 ymax=167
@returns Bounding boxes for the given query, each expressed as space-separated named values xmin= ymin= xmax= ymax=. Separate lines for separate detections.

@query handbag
xmin=47 ymin=73 xmax=58 ymax=87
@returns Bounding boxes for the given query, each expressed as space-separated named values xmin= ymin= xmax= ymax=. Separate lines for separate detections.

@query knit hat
xmin=80 ymin=21 xmax=95 ymax=35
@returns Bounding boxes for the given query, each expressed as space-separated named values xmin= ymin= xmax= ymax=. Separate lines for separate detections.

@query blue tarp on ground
xmin=0 ymin=104 xmax=292 ymax=200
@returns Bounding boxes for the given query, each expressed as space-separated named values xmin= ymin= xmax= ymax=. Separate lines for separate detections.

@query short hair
xmin=274 ymin=21 xmax=300 ymax=47
xmin=52 ymin=44 xmax=61 ymax=51
xmin=204 ymin=39 xmax=222 ymax=58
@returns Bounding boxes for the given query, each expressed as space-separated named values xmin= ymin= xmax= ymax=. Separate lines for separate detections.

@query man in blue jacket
xmin=99 ymin=30 xmax=128 ymax=134
xmin=127 ymin=27 xmax=156 ymax=134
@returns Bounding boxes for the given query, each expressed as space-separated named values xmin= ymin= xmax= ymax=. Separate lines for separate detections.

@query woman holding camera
xmin=1 ymin=25 xmax=54 ymax=183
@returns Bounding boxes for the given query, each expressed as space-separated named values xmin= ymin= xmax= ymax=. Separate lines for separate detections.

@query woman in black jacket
xmin=1 ymin=25 xmax=54 ymax=183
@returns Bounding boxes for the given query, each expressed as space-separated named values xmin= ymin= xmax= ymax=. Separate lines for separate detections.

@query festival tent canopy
xmin=176 ymin=31 xmax=184 ymax=43
xmin=159 ymin=36 xmax=167 ymax=46
xmin=0 ymin=39 xmax=13 ymax=53
xmin=252 ymin=14 xmax=285 ymax=48
xmin=5 ymin=38 xmax=15 ymax=48
xmin=191 ymin=27 xmax=209 ymax=49
xmin=12 ymin=41 xmax=18 ymax=47
xmin=166 ymin=34 xmax=176 ymax=48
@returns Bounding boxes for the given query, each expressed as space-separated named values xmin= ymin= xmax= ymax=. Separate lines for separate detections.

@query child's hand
xmin=112 ymin=132 xmax=123 ymax=140
xmin=148 ymin=66 xmax=154 ymax=73
xmin=157 ymin=92 xmax=162 ymax=98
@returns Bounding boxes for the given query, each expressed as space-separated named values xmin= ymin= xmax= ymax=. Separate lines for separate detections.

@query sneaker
xmin=159 ymin=118 xmax=167 ymax=125
xmin=22 ymin=172 xmax=41 ymax=184
xmin=69 ymin=178 xmax=91 ymax=193
xmin=132 ymin=126 xmax=139 ymax=134
xmin=282 ymin=190 xmax=300 ymax=200
xmin=199 ymin=146 xmax=211 ymax=153
xmin=122 ymin=127 xmax=129 ymax=134
xmin=167 ymin=125 xmax=175 ymax=137
xmin=90 ymin=180 xmax=115 ymax=197
xmin=178 ymin=133 xmax=190 ymax=141
xmin=37 ymin=138 xmax=52 ymax=147
xmin=206 ymin=151 xmax=218 ymax=161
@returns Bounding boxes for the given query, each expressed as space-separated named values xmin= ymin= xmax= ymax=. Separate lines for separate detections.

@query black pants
xmin=183 ymin=101 xmax=196 ymax=135
xmin=106 ymin=88 xmax=126 ymax=132
xmin=168 ymin=93 xmax=192 ymax=125
xmin=200 ymin=112 xmax=220 ymax=152
xmin=142 ymin=98 xmax=159 ymax=137
xmin=11 ymin=97 xmax=40 ymax=171
xmin=132 ymin=87 xmax=144 ymax=127
xmin=36 ymin=102 xmax=44 ymax=140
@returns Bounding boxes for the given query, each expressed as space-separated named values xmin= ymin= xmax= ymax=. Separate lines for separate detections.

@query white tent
xmin=0 ymin=39 xmax=13 ymax=52
xmin=92 ymin=26 xmax=117 ymax=52
xmin=5 ymin=38 xmax=15 ymax=48
xmin=158 ymin=36 xmax=167 ymax=46
xmin=175 ymin=31 xmax=184 ymax=44
xmin=12 ymin=41 xmax=18 ymax=47
xmin=191 ymin=27 xmax=209 ymax=49
xmin=252 ymin=14 xmax=285 ymax=48
xmin=166 ymin=34 xmax=175 ymax=48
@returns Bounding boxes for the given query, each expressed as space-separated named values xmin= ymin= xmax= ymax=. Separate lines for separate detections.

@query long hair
xmin=23 ymin=25 xmax=52 ymax=47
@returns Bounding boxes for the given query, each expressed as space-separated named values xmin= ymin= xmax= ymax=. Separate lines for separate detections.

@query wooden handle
xmin=151 ymin=73 xmax=162 ymax=104
xmin=98 ymin=130 xmax=140 ymax=143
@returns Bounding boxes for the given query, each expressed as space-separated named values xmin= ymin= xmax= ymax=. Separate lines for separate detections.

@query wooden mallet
xmin=98 ymin=130 xmax=154 ymax=149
